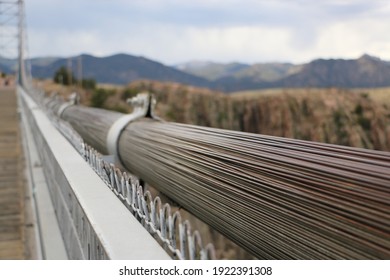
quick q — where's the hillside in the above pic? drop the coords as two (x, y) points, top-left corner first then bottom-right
(134, 82), (390, 151)
(0, 57), (14, 74)
(30, 56), (62, 67)
(177, 61), (301, 82)
(42, 79), (390, 152)
(176, 61), (249, 80)
(0, 63), (11, 74)
(180, 54), (390, 91)
(31, 54), (210, 87)
(276, 55), (390, 88)
(5, 53), (390, 91)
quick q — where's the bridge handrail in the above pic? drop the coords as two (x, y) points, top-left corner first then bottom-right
(21, 85), (216, 260)
(18, 86), (172, 259)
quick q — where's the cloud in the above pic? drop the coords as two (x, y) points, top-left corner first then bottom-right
(23, 0), (390, 64)
(28, 23), (293, 64)
(313, 17), (390, 60)
(28, 29), (101, 57)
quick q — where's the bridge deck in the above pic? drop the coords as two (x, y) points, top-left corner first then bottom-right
(0, 87), (26, 259)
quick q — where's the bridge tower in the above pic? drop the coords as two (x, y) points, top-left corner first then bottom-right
(0, 0), (29, 85)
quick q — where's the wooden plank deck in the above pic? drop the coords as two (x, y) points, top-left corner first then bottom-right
(0, 87), (26, 259)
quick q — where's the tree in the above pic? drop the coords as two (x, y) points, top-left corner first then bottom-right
(90, 88), (114, 108)
(81, 78), (96, 90)
(53, 66), (76, 85)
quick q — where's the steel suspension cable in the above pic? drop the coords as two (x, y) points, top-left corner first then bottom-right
(59, 104), (390, 259)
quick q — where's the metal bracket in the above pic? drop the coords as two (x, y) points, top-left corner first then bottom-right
(57, 92), (80, 118)
(106, 92), (156, 166)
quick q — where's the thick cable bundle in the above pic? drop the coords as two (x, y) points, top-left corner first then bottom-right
(119, 119), (390, 259)
(62, 106), (122, 154)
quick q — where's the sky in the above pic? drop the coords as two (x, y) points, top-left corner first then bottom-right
(24, 0), (390, 65)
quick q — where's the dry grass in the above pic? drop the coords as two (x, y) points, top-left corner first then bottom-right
(352, 87), (390, 105)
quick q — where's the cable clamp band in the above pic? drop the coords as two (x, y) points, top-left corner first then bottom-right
(57, 92), (80, 117)
(106, 92), (156, 165)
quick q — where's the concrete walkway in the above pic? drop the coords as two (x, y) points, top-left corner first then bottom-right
(0, 87), (26, 259)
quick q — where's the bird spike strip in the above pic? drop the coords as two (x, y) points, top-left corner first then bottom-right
(82, 143), (216, 260)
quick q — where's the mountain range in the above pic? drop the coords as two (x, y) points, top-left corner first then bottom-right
(1, 53), (390, 92)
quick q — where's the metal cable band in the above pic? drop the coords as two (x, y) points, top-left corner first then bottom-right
(106, 93), (154, 166)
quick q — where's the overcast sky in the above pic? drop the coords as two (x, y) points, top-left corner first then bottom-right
(25, 0), (390, 65)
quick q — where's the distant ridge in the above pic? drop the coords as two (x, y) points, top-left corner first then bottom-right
(175, 61), (249, 81)
(274, 54), (390, 88)
(0, 56), (14, 73)
(179, 54), (390, 91)
(0, 63), (11, 74)
(2, 53), (390, 91)
(31, 53), (210, 87)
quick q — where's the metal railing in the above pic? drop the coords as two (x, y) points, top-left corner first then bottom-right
(18, 86), (171, 259)
(19, 85), (216, 260)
